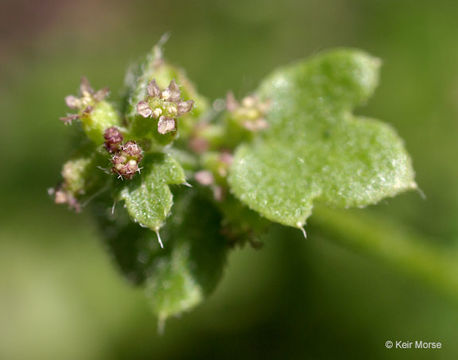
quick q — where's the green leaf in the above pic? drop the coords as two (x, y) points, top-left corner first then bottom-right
(94, 188), (228, 318)
(92, 195), (162, 285)
(217, 193), (271, 247)
(119, 153), (186, 231)
(146, 188), (228, 320)
(229, 49), (416, 228)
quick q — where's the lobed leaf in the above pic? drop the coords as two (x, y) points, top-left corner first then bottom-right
(119, 153), (186, 231)
(94, 188), (228, 318)
(229, 49), (416, 228)
(92, 196), (162, 285)
(146, 188), (228, 320)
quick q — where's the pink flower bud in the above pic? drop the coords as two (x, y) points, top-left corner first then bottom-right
(195, 170), (214, 186)
(104, 126), (124, 153)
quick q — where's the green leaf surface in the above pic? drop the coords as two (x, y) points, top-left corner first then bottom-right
(229, 49), (416, 228)
(92, 196), (163, 285)
(146, 188), (228, 320)
(119, 153), (186, 231)
(94, 188), (228, 318)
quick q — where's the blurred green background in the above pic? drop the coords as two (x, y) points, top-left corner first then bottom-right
(1, 0), (457, 359)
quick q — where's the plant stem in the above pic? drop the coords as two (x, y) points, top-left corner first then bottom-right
(311, 206), (458, 300)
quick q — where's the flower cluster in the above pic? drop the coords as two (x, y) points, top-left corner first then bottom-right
(104, 127), (143, 179)
(195, 150), (233, 201)
(48, 157), (93, 212)
(60, 77), (109, 124)
(136, 79), (194, 134)
(49, 186), (80, 212)
(226, 92), (270, 132)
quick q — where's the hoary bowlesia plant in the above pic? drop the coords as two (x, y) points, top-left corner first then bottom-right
(51, 41), (421, 324)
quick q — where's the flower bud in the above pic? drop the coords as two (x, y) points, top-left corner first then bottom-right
(49, 186), (81, 212)
(104, 126), (124, 153)
(195, 170), (214, 186)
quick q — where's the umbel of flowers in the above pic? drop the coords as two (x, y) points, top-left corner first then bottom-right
(136, 79), (194, 134)
(103, 126), (143, 180)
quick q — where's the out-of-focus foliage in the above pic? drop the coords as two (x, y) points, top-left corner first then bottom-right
(1, 0), (457, 359)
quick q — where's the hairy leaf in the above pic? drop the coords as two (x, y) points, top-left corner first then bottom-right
(146, 188), (228, 320)
(94, 188), (228, 318)
(92, 196), (162, 285)
(119, 153), (186, 231)
(229, 49), (416, 228)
